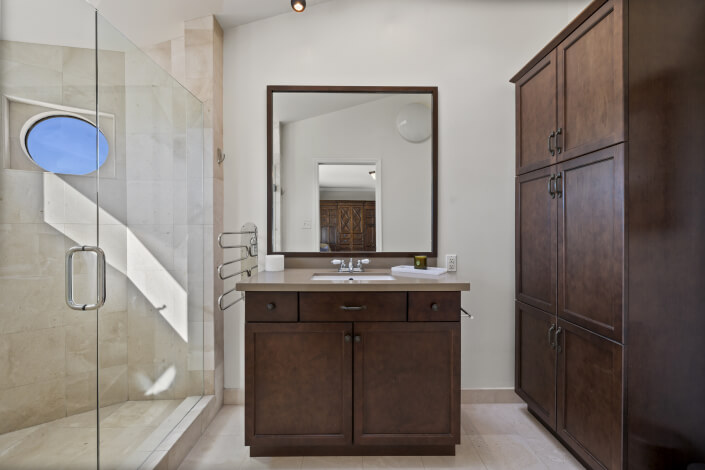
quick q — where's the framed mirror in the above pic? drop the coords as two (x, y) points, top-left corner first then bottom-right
(267, 85), (438, 257)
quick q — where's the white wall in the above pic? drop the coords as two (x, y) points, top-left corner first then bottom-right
(280, 94), (432, 252)
(223, 0), (589, 390)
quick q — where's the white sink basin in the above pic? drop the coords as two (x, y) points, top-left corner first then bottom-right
(311, 273), (396, 281)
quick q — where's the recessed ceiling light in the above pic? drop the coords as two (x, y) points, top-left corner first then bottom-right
(291, 0), (306, 12)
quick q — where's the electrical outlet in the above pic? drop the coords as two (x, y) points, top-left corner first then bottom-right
(446, 254), (457, 272)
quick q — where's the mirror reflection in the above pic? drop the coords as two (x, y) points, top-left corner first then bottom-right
(269, 88), (436, 255)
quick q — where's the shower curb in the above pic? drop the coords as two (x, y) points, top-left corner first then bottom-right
(136, 395), (217, 470)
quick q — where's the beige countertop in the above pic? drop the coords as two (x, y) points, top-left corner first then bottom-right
(235, 268), (470, 292)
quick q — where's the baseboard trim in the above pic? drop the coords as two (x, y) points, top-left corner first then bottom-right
(224, 388), (245, 405)
(461, 389), (522, 404)
(224, 388), (521, 406)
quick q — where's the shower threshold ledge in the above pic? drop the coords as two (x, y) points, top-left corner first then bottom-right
(131, 395), (216, 470)
(0, 395), (216, 470)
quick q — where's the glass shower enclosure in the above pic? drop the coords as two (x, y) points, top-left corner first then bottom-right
(0, 0), (205, 468)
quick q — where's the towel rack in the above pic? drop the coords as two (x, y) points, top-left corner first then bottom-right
(217, 223), (258, 311)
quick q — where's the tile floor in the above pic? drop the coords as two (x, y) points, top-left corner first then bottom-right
(179, 404), (585, 469)
(0, 399), (182, 470)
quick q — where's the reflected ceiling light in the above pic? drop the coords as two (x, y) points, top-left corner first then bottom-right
(369, 170), (376, 180)
(396, 103), (432, 143)
(291, 0), (306, 12)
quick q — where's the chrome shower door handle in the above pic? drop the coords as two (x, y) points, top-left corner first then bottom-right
(65, 246), (106, 311)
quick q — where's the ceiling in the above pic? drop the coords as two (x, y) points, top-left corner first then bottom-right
(319, 164), (377, 190)
(274, 93), (391, 123)
(87, 0), (334, 46)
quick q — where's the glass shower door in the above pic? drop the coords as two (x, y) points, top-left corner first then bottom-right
(0, 0), (101, 468)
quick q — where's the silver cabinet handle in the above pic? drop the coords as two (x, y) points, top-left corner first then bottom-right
(556, 326), (563, 353)
(340, 305), (367, 311)
(548, 131), (556, 156)
(555, 128), (562, 155)
(65, 246), (106, 311)
(555, 172), (563, 199)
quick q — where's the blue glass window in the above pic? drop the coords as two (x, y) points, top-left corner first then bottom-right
(25, 116), (109, 175)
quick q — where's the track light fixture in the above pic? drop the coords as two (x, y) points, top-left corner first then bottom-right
(291, 0), (306, 12)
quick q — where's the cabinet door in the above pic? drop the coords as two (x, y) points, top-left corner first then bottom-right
(557, 145), (624, 342)
(516, 166), (557, 314)
(337, 202), (364, 251)
(245, 322), (352, 446)
(515, 302), (557, 430)
(557, 320), (622, 470)
(557, 0), (625, 161)
(353, 322), (460, 446)
(515, 49), (558, 175)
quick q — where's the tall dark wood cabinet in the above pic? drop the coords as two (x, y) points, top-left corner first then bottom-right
(511, 1), (705, 469)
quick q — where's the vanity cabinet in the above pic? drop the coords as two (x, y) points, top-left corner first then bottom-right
(514, 0), (624, 175)
(243, 289), (462, 456)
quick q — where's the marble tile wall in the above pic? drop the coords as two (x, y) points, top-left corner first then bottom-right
(143, 15), (224, 404)
(0, 40), (129, 434)
(122, 43), (205, 402)
(0, 35), (206, 435)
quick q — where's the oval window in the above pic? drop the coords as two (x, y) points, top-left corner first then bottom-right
(25, 115), (109, 175)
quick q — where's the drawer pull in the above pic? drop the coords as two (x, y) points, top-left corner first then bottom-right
(340, 305), (367, 311)
(431, 303), (439, 311)
(266, 303), (276, 311)
(354, 335), (362, 343)
(344, 334), (352, 343)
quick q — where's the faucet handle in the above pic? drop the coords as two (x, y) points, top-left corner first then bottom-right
(331, 259), (342, 265)
(359, 259), (370, 265)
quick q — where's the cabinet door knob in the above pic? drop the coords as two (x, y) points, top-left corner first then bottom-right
(344, 334), (352, 343)
(431, 303), (439, 311)
(266, 303), (276, 311)
(354, 335), (361, 343)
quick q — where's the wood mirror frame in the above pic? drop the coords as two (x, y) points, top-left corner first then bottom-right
(267, 85), (438, 257)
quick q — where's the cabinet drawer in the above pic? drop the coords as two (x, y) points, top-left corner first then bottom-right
(300, 292), (406, 322)
(245, 292), (298, 322)
(408, 292), (460, 322)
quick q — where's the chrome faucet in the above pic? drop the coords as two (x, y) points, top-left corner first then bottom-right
(331, 258), (370, 273)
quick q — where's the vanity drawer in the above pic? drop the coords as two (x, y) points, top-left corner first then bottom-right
(245, 292), (298, 322)
(408, 292), (461, 322)
(300, 292), (406, 322)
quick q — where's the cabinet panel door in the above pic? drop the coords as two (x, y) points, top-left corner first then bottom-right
(557, 320), (622, 470)
(353, 322), (460, 446)
(516, 166), (557, 314)
(557, 145), (624, 342)
(245, 322), (353, 446)
(515, 49), (558, 175)
(557, 0), (625, 161)
(515, 302), (556, 430)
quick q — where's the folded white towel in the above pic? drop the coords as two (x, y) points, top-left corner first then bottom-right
(391, 265), (447, 277)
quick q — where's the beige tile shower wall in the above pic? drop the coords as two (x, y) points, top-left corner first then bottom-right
(0, 41), (128, 434)
(123, 46), (205, 402)
(144, 15), (224, 404)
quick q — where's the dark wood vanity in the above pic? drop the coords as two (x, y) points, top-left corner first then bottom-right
(237, 270), (469, 456)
